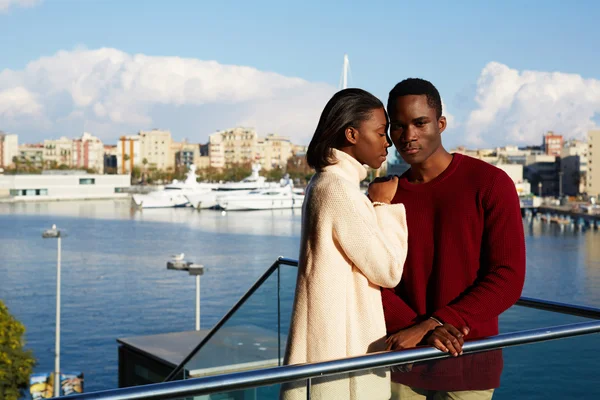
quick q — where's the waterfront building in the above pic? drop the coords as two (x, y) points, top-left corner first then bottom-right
(72, 132), (105, 173)
(588, 130), (600, 197)
(0, 172), (130, 200)
(543, 131), (564, 157)
(561, 139), (588, 196)
(257, 133), (293, 171)
(0, 131), (18, 168)
(18, 143), (44, 169)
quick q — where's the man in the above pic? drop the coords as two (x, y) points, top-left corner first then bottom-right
(382, 78), (526, 399)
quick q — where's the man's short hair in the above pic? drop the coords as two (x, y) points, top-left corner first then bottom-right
(387, 78), (442, 119)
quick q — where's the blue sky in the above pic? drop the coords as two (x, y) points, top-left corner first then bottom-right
(2, 0), (600, 148)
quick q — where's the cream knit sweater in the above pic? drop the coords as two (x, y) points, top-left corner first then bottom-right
(282, 149), (408, 400)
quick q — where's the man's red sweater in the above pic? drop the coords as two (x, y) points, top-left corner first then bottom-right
(382, 153), (526, 390)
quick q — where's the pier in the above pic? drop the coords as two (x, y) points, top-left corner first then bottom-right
(523, 204), (600, 230)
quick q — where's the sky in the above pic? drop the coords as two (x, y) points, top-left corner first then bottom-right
(2, 0), (600, 149)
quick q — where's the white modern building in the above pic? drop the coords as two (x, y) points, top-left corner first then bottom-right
(0, 172), (131, 201)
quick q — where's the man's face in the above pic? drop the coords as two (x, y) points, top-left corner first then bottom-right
(388, 94), (446, 165)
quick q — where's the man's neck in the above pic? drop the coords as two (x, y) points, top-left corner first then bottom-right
(408, 147), (453, 184)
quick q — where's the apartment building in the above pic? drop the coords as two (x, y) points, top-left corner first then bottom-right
(18, 144), (44, 169)
(72, 132), (105, 173)
(117, 135), (142, 174)
(139, 129), (174, 170)
(44, 136), (74, 168)
(0, 131), (18, 168)
(209, 127), (258, 169)
(544, 131), (564, 157)
(588, 130), (600, 196)
(257, 133), (293, 171)
(561, 139), (588, 196)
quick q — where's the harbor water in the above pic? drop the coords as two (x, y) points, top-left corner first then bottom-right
(0, 200), (599, 398)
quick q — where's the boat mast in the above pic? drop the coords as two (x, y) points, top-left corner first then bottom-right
(342, 54), (349, 89)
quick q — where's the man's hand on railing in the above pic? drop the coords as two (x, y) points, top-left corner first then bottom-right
(424, 324), (470, 357)
(385, 318), (441, 351)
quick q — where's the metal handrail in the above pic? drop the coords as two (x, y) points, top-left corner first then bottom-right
(57, 320), (600, 400)
(164, 257), (600, 382)
(517, 296), (600, 319)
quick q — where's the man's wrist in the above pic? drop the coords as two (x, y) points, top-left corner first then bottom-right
(420, 318), (441, 332)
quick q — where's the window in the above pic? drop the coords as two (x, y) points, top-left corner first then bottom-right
(79, 178), (95, 185)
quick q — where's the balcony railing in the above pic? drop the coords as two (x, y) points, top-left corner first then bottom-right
(59, 257), (600, 400)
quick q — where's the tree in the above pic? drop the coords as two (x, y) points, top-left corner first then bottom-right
(265, 166), (284, 182)
(286, 155), (314, 184)
(0, 300), (36, 400)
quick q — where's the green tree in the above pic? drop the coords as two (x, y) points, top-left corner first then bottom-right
(264, 167), (284, 182)
(286, 155), (314, 184)
(0, 300), (36, 400)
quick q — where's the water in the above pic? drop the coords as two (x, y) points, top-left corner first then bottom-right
(0, 201), (599, 398)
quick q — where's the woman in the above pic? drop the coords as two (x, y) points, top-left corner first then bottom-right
(282, 88), (409, 400)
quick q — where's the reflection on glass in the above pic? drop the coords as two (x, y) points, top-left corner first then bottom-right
(280, 367), (390, 400)
(497, 335), (598, 399)
(183, 268), (279, 379)
(182, 263), (299, 381)
(279, 264), (298, 361)
(170, 381), (295, 400)
(389, 351), (501, 399)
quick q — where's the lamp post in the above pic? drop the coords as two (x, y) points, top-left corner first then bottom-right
(559, 171), (564, 198)
(42, 224), (62, 397)
(538, 182), (543, 198)
(167, 254), (205, 331)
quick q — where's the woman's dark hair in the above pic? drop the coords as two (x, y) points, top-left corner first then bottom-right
(306, 88), (386, 171)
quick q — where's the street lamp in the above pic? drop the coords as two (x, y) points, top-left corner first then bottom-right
(559, 171), (564, 198)
(167, 254), (205, 331)
(538, 182), (543, 198)
(42, 224), (62, 398)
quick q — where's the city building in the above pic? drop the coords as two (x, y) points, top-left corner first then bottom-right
(139, 129), (174, 171)
(117, 135), (141, 174)
(209, 127), (258, 169)
(560, 139), (588, 196)
(104, 145), (118, 174)
(387, 151), (410, 176)
(170, 141), (200, 171)
(257, 133), (293, 171)
(525, 154), (560, 197)
(495, 163), (530, 196)
(543, 131), (564, 157)
(292, 144), (308, 157)
(0, 172), (130, 201)
(44, 136), (74, 168)
(72, 132), (105, 173)
(196, 143), (210, 169)
(17, 144), (44, 169)
(0, 131), (19, 169)
(588, 130), (600, 197)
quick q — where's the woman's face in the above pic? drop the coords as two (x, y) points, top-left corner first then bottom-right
(352, 107), (391, 169)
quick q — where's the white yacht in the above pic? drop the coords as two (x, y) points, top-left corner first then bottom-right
(217, 175), (305, 211)
(132, 165), (217, 209)
(184, 164), (278, 209)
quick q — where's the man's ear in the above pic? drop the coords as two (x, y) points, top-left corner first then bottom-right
(438, 116), (447, 135)
(345, 127), (358, 144)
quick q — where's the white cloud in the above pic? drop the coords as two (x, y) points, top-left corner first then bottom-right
(441, 99), (455, 128)
(465, 62), (600, 146)
(0, 86), (42, 117)
(0, 0), (42, 13)
(0, 47), (335, 143)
